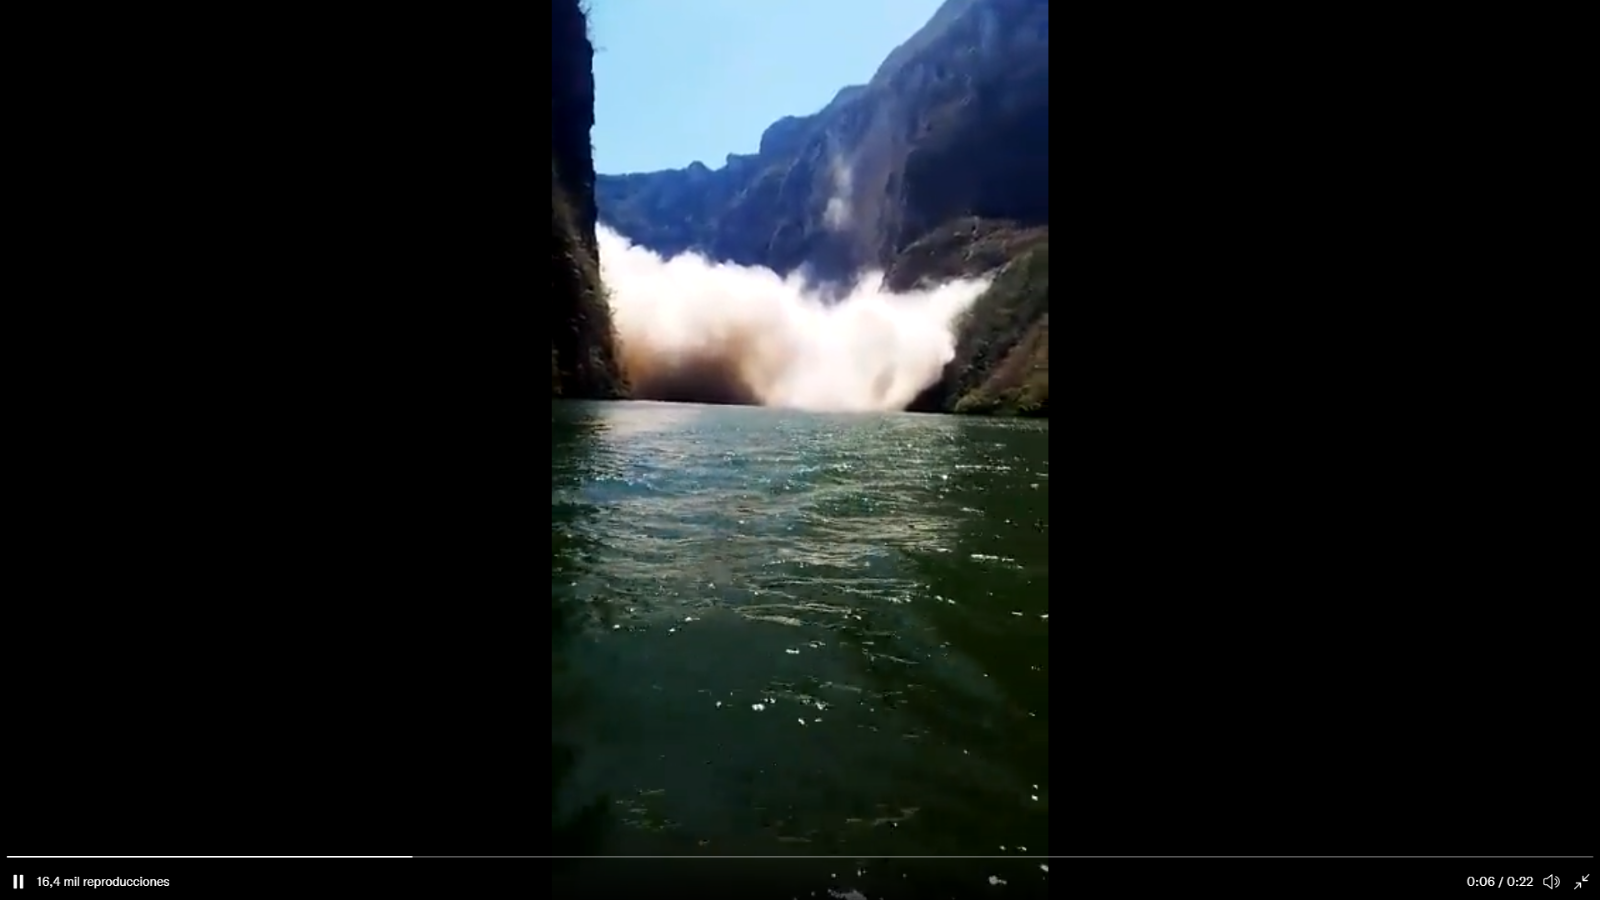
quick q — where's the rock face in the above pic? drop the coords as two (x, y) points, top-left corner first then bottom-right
(551, 0), (626, 399)
(599, 0), (1046, 282)
(596, 0), (1048, 414)
(904, 230), (1048, 416)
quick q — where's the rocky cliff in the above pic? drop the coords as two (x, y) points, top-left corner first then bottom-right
(892, 218), (1048, 416)
(551, 0), (626, 399)
(596, 0), (1048, 414)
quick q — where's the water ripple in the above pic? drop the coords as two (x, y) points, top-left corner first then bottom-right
(553, 400), (1049, 858)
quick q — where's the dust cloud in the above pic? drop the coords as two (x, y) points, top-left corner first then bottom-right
(597, 225), (991, 412)
(823, 155), (854, 232)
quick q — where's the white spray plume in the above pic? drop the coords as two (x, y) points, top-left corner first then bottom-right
(597, 224), (991, 412)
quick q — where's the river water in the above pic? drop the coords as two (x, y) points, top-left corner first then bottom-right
(552, 399), (1049, 879)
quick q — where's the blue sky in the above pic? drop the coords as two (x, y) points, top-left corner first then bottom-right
(588, 0), (947, 175)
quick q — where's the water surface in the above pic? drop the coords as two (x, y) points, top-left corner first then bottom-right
(552, 399), (1049, 872)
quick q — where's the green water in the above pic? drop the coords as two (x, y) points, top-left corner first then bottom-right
(552, 399), (1049, 862)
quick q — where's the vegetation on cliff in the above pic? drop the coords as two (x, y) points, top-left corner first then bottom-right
(946, 241), (1048, 416)
(552, 161), (626, 398)
(889, 217), (1047, 417)
(551, 0), (626, 399)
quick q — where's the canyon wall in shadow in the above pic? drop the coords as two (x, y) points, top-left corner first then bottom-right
(552, 0), (626, 399)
